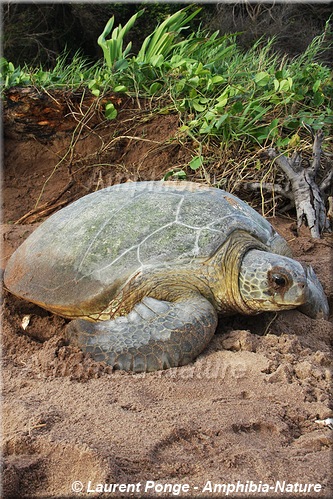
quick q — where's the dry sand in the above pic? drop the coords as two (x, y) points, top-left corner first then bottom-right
(2, 92), (332, 498)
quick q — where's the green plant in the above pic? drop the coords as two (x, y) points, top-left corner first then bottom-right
(0, 57), (31, 87)
(136, 6), (201, 65)
(97, 9), (144, 70)
(2, 9), (332, 155)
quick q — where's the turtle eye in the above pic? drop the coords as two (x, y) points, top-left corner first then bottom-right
(267, 269), (292, 296)
(272, 274), (287, 287)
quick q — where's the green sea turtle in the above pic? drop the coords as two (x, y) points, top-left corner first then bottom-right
(4, 181), (329, 372)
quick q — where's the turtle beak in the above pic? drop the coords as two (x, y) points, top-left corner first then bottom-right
(298, 265), (329, 320)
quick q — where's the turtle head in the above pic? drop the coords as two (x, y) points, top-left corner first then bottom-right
(239, 249), (329, 319)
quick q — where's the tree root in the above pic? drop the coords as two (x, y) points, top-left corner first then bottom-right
(14, 181), (75, 224)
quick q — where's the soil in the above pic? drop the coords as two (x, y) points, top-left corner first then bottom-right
(1, 90), (333, 498)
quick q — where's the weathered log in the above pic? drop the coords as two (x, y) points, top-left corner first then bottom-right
(3, 87), (128, 140)
(245, 129), (331, 238)
(266, 130), (330, 238)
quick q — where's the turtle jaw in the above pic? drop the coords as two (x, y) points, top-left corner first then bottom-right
(298, 265), (329, 320)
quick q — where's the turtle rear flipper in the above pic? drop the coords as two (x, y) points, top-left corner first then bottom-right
(66, 296), (218, 372)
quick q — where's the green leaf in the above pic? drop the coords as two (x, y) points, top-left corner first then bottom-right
(105, 102), (117, 120)
(215, 97), (228, 110)
(113, 85), (127, 93)
(254, 71), (270, 86)
(149, 82), (163, 94)
(163, 169), (187, 181)
(275, 70), (285, 80)
(313, 80), (321, 92)
(211, 75), (225, 84)
(175, 80), (185, 93)
(269, 118), (279, 132)
(215, 113), (229, 128)
(279, 78), (292, 92)
(288, 133), (301, 148)
(188, 75), (200, 87)
(313, 92), (324, 106)
(189, 88), (198, 99)
(173, 170), (187, 180)
(231, 101), (243, 113)
(276, 137), (291, 148)
(189, 155), (203, 170)
(114, 59), (128, 71)
(150, 54), (165, 68)
(199, 122), (214, 134)
(192, 100), (206, 112)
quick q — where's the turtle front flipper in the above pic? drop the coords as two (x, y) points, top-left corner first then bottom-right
(66, 295), (218, 372)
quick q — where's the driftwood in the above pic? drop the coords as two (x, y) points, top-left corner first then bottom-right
(247, 130), (332, 238)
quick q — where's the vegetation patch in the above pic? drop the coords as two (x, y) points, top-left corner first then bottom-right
(2, 7), (332, 218)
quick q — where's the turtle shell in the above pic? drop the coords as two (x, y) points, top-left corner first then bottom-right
(4, 181), (291, 317)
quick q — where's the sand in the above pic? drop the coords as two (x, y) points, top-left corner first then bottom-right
(2, 90), (332, 498)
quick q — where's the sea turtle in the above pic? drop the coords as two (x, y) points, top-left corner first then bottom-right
(4, 181), (329, 372)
